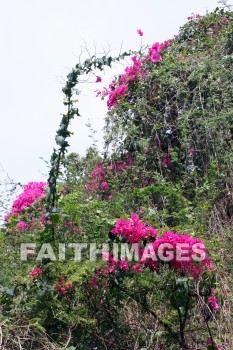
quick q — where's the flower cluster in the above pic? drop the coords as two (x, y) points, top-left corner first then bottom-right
(109, 215), (213, 277)
(85, 156), (133, 194)
(96, 54), (145, 110)
(16, 220), (28, 231)
(62, 220), (81, 235)
(221, 17), (229, 23)
(162, 153), (174, 170)
(109, 155), (133, 173)
(120, 55), (144, 84)
(148, 40), (171, 63)
(29, 267), (43, 278)
(107, 83), (128, 110)
(96, 34), (172, 110)
(208, 288), (220, 311)
(95, 75), (102, 83)
(111, 213), (158, 243)
(151, 232), (213, 277)
(85, 162), (107, 192)
(54, 278), (73, 296)
(137, 29), (143, 36)
(90, 256), (132, 288)
(90, 213), (214, 290)
(7, 182), (47, 219)
(107, 55), (145, 109)
(187, 14), (202, 21)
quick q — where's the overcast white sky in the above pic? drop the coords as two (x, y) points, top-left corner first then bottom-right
(0, 0), (220, 186)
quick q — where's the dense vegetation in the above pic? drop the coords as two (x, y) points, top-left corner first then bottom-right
(0, 7), (232, 350)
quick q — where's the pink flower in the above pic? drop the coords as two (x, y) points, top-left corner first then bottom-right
(120, 55), (144, 84)
(118, 259), (129, 271)
(107, 83), (128, 110)
(8, 182), (47, 217)
(132, 264), (143, 272)
(97, 54), (145, 109)
(187, 148), (195, 155)
(101, 181), (109, 192)
(221, 17), (229, 23)
(147, 40), (170, 64)
(96, 76), (102, 83)
(111, 213), (158, 243)
(29, 267), (43, 278)
(16, 221), (27, 231)
(90, 277), (97, 286)
(162, 153), (174, 170)
(102, 251), (112, 262)
(187, 14), (201, 21)
(85, 184), (92, 191)
(137, 29), (143, 36)
(148, 42), (162, 63)
(54, 279), (73, 296)
(208, 289), (220, 310)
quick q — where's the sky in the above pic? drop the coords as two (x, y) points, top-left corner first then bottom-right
(0, 0), (220, 187)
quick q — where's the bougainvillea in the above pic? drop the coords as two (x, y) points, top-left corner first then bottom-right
(208, 288), (220, 311)
(6, 182), (47, 218)
(148, 40), (171, 63)
(29, 267), (43, 278)
(97, 37), (171, 110)
(16, 220), (28, 231)
(1, 9), (232, 349)
(109, 214), (213, 277)
(54, 278), (73, 296)
(150, 231), (213, 277)
(85, 155), (133, 194)
(111, 213), (158, 243)
(137, 29), (143, 36)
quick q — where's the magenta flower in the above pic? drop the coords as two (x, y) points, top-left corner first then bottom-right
(187, 148), (195, 155)
(132, 264), (143, 272)
(208, 289), (220, 310)
(148, 41), (170, 64)
(221, 17), (229, 23)
(29, 267), (43, 278)
(101, 181), (108, 192)
(9, 182), (47, 217)
(118, 259), (129, 271)
(107, 83), (128, 110)
(137, 29), (143, 36)
(16, 221), (27, 231)
(162, 153), (174, 170)
(54, 278), (73, 296)
(111, 213), (158, 243)
(96, 76), (102, 83)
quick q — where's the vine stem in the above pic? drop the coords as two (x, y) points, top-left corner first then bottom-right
(205, 318), (215, 350)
